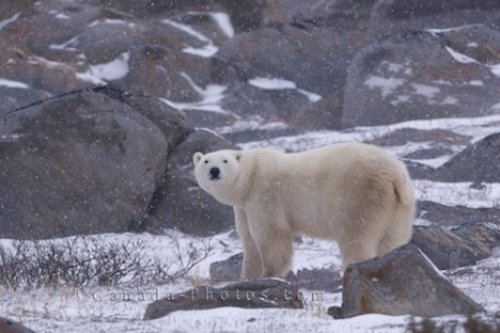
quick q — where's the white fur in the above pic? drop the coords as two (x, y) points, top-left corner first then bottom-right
(193, 143), (415, 279)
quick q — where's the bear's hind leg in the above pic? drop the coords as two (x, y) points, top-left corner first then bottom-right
(376, 219), (413, 256)
(338, 236), (379, 268)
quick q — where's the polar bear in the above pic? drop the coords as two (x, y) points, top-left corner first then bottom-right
(193, 143), (415, 279)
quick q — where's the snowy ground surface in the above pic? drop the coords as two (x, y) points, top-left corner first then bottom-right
(2, 114), (500, 332)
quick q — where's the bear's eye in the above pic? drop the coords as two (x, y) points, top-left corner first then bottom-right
(204, 160), (209, 164)
(223, 159), (228, 163)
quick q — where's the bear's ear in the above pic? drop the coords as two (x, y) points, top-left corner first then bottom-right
(193, 152), (203, 164)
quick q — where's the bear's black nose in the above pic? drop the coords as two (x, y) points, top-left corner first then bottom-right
(209, 167), (220, 179)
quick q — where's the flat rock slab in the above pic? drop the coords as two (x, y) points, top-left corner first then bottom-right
(143, 278), (304, 320)
(412, 225), (500, 270)
(209, 253), (342, 292)
(331, 243), (483, 318)
(0, 317), (36, 333)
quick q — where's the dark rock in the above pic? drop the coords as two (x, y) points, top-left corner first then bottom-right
(143, 278), (304, 320)
(91, 87), (192, 147)
(418, 201), (500, 227)
(404, 147), (454, 160)
(342, 28), (500, 127)
(86, 0), (266, 33)
(444, 24), (500, 65)
(107, 34), (205, 102)
(0, 87), (49, 114)
(403, 160), (435, 180)
(0, 51), (89, 95)
(0, 317), (36, 333)
(433, 133), (500, 183)
(210, 252), (242, 283)
(283, 0), (376, 29)
(145, 129), (236, 236)
(215, 24), (369, 130)
(411, 225), (500, 270)
(453, 224), (500, 253)
(215, 25), (364, 94)
(0, 1), (34, 20)
(370, 0), (500, 38)
(369, 128), (471, 147)
(0, 89), (168, 239)
(295, 268), (342, 292)
(333, 243), (483, 318)
(210, 253), (342, 292)
(77, 18), (140, 64)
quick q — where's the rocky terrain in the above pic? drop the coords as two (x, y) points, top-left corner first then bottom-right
(1, 0), (500, 332)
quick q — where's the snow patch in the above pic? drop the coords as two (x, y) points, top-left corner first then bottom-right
(0, 12), (20, 31)
(241, 114), (500, 155)
(390, 95), (410, 106)
(216, 116), (288, 134)
(488, 64), (500, 77)
(76, 52), (130, 84)
(364, 76), (404, 98)
(249, 77), (296, 90)
(427, 24), (482, 35)
(88, 19), (136, 28)
(0, 78), (29, 89)
(49, 36), (79, 51)
(249, 77), (322, 102)
(55, 12), (70, 20)
(0, 134), (22, 142)
(411, 83), (440, 99)
(441, 96), (458, 105)
(468, 80), (484, 86)
(210, 12), (234, 38)
(445, 47), (480, 64)
(163, 19), (218, 58)
(160, 73), (229, 114)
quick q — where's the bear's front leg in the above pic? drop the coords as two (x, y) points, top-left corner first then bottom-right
(234, 207), (263, 279)
(246, 210), (293, 278)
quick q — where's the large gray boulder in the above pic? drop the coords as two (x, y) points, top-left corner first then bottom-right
(412, 225), (500, 270)
(433, 133), (500, 183)
(331, 243), (483, 318)
(342, 26), (500, 127)
(370, 0), (500, 38)
(0, 89), (169, 239)
(214, 22), (369, 130)
(417, 201), (500, 227)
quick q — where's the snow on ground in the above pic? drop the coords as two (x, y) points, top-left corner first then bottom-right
(415, 180), (500, 209)
(0, 230), (403, 333)
(2, 115), (500, 332)
(1, 228), (497, 332)
(248, 77), (322, 102)
(0, 78), (30, 89)
(240, 114), (500, 153)
(163, 18), (218, 58)
(0, 12), (20, 31)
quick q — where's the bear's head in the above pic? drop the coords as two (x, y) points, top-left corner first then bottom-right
(193, 150), (242, 205)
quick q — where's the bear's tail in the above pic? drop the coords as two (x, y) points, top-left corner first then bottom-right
(391, 169), (415, 210)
